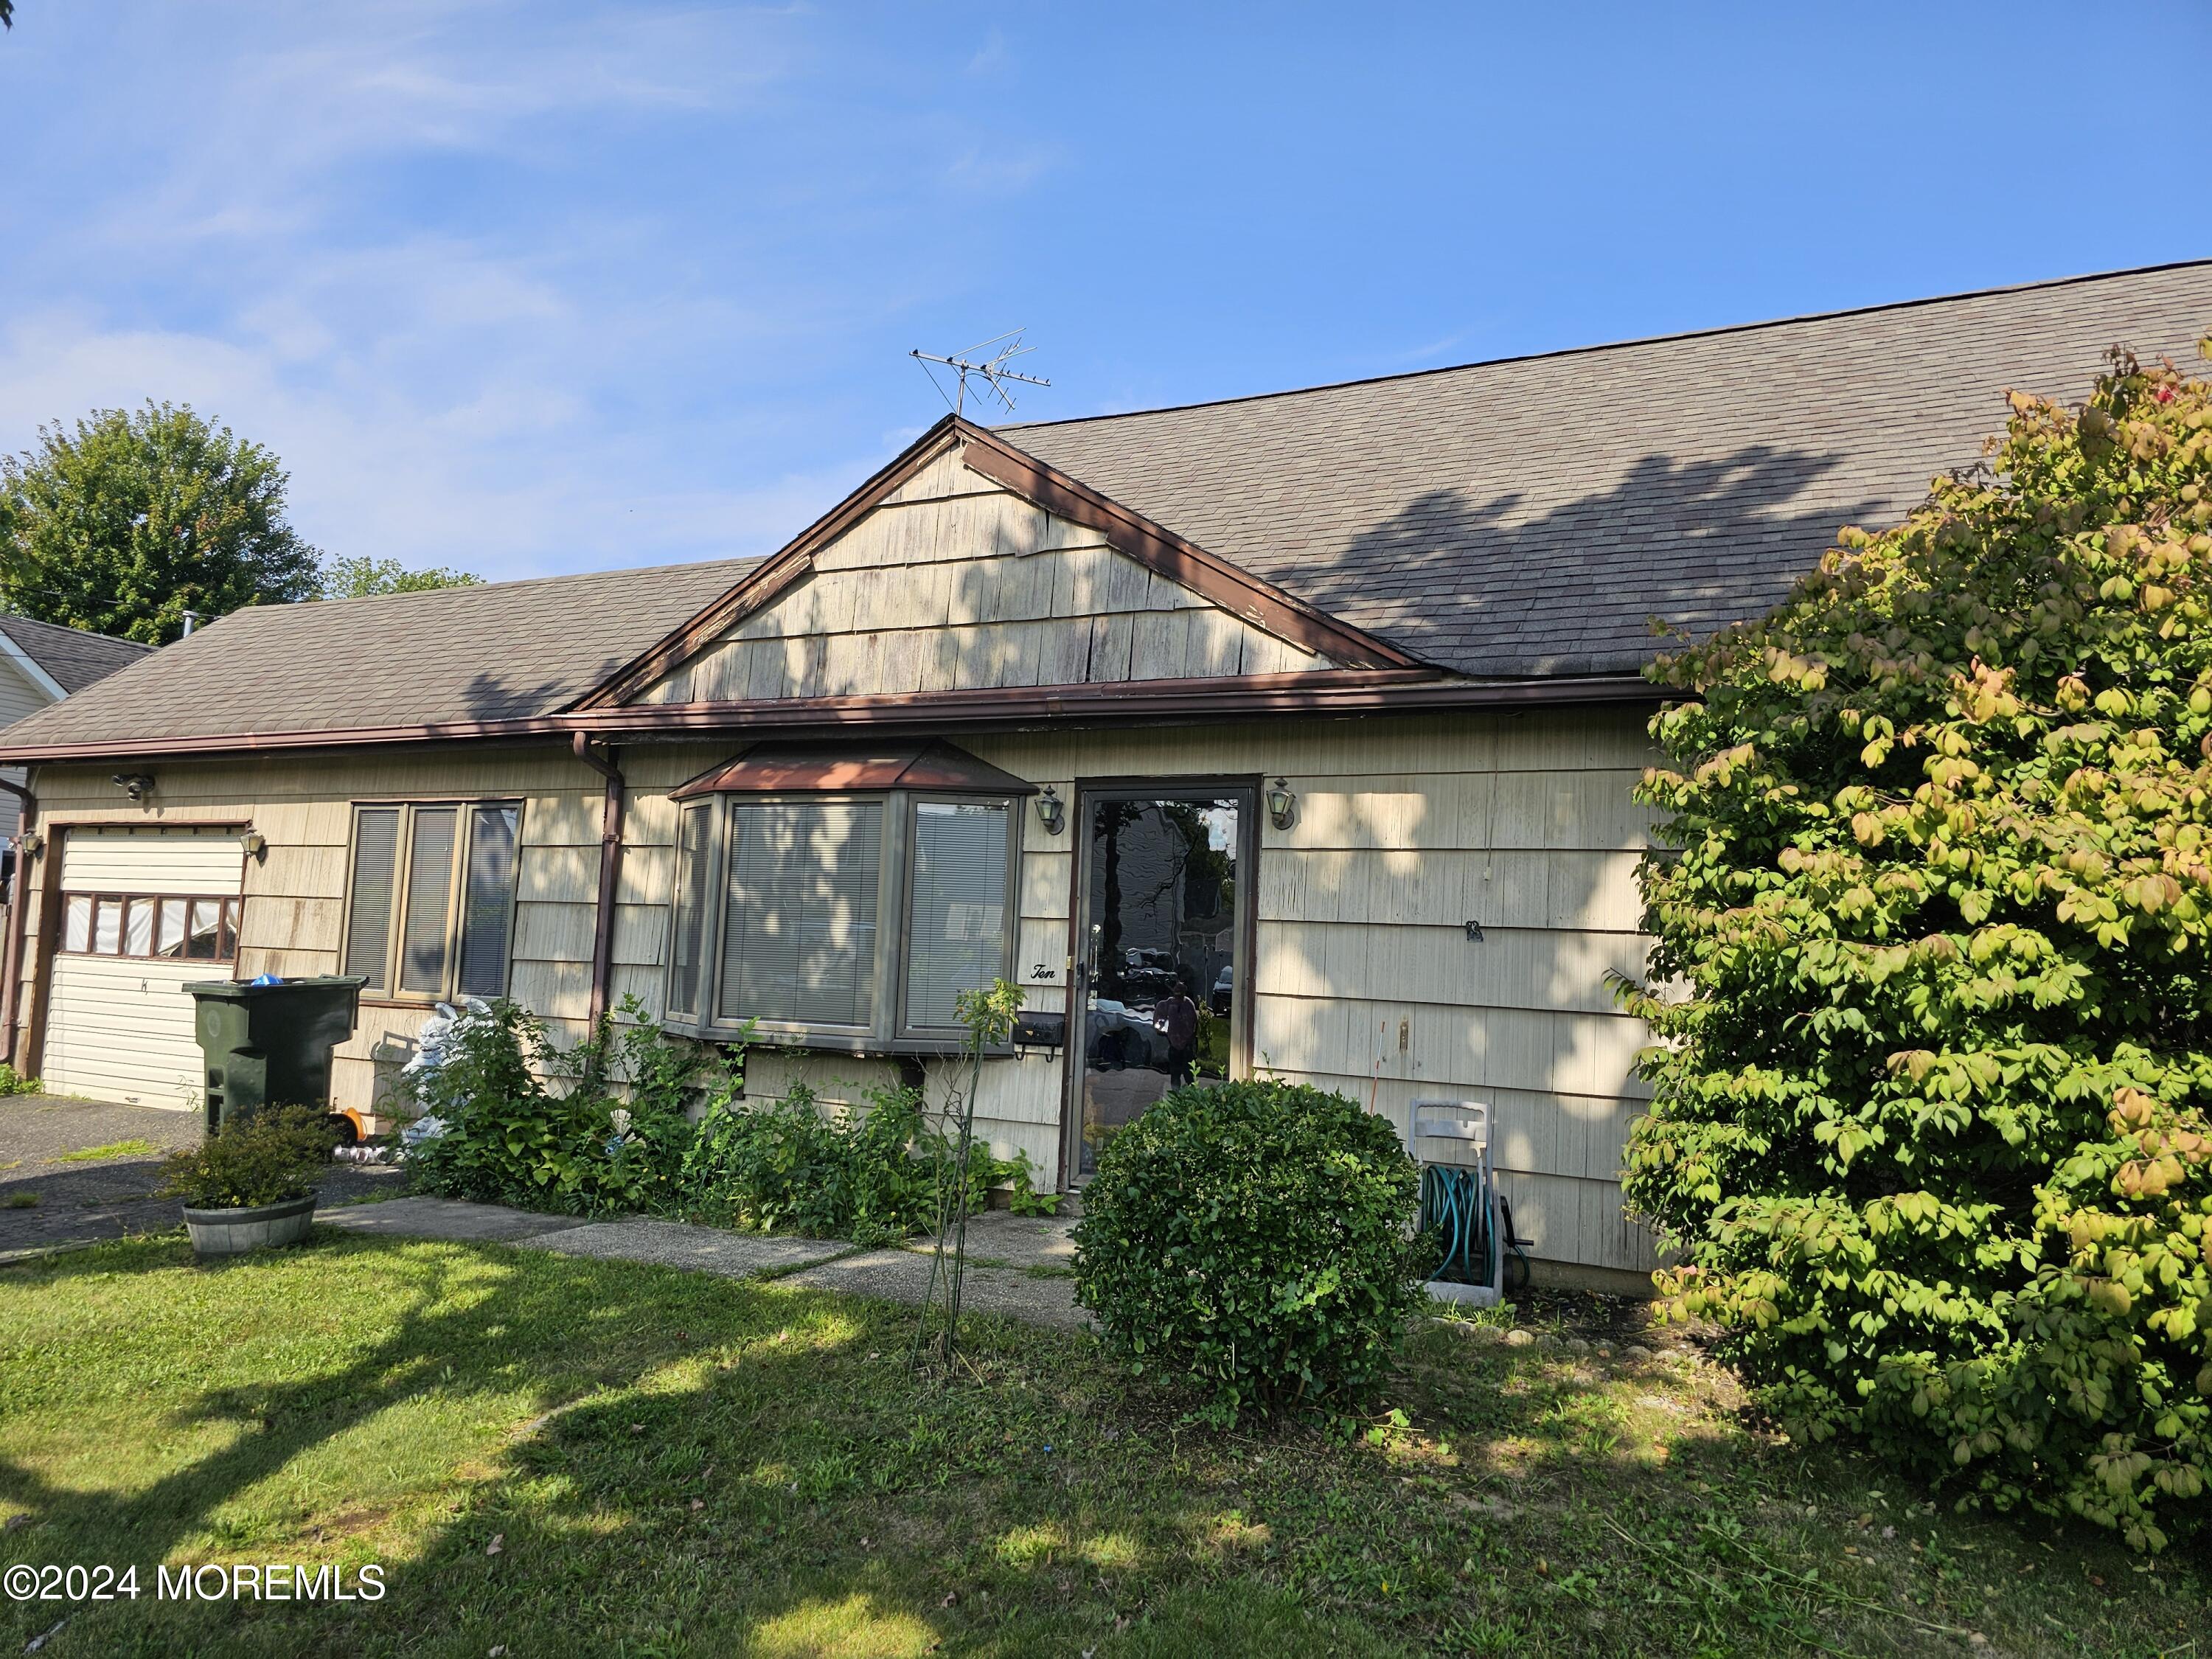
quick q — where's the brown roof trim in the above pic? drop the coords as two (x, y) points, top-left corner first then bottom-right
(0, 669), (1657, 765)
(671, 738), (1041, 799)
(954, 428), (1424, 670)
(574, 422), (967, 710)
(572, 414), (1425, 710)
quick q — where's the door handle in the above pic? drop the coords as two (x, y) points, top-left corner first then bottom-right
(1085, 922), (1102, 982)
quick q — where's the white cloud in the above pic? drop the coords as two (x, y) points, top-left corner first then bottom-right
(0, 1), (1063, 591)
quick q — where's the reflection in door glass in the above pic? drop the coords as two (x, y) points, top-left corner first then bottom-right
(1077, 796), (1240, 1178)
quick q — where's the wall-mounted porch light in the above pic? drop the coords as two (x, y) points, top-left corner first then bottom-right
(111, 772), (154, 803)
(1265, 777), (1298, 831)
(1033, 784), (1065, 836)
(240, 828), (268, 861)
(15, 830), (42, 858)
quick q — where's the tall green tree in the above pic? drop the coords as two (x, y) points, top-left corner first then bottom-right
(0, 403), (322, 644)
(317, 555), (484, 599)
(1623, 343), (2212, 1551)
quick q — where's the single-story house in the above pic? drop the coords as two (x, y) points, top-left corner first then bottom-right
(1, 262), (2207, 1290)
(0, 615), (153, 843)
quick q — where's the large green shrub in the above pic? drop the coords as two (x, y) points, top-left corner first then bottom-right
(406, 997), (715, 1215)
(1072, 1080), (1422, 1420)
(1624, 343), (2212, 1550)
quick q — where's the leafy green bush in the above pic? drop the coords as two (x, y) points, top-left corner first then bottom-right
(0, 1063), (42, 1097)
(159, 1105), (336, 1209)
(681, 1076), (1048, 1242)
(1623, 342), (2212, 1551)
(406, 997), (717, 1215)
(1072, 1079), (1422, 1420)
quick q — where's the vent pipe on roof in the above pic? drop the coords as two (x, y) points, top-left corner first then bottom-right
(179, 610), (204, 638)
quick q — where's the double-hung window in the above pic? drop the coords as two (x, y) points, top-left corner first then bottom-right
(342, 801), (522, 1001)
(662, 742), (1026, 1051)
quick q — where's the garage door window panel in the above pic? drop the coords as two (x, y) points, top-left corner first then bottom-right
(156, 897), (189, 958)
(56, 892), (237, 962)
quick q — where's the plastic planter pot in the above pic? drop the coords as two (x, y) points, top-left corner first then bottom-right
(181, 1194), (317, 1258)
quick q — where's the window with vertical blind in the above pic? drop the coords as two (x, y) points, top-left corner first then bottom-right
(658, 746), (1026, 1049)
(667, 803), (712, 1019)
(904, 800), (1009, 1030)
(342, 801), (523, 1001)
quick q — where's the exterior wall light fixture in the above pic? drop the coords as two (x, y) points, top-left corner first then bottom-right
(111, 772), (154, 803)
(1033, 784), (1065, 836)
(1266, 777), (1298, 830)
(240, 829), (268, 860)
(15, 830), (42, 858)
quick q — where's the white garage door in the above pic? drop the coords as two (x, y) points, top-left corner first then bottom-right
(43, 827), (246, 1110)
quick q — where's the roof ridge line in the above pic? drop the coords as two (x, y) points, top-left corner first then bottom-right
(998, 257), (2212, 432)
(0, 611), (156, 651)
(291, 554), (762, 613)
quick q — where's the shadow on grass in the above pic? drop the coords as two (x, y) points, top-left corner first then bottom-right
(0, 1234), (2202, 1658)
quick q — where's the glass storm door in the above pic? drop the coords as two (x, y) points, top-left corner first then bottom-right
(1067, 786), (1253, 1182)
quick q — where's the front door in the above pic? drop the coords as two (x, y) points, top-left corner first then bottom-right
(1065, 784), (1254, 1183)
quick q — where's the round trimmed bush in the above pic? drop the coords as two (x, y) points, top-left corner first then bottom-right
(1071, 1079), (1422, 1418)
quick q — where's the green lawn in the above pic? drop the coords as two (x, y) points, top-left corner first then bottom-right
(0, 1234), (2204, 1658)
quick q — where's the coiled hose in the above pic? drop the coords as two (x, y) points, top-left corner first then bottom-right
(1417, 1162), (1496, 1286)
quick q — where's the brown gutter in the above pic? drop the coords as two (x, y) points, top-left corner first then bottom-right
(0, 775), (30, 1068)
(0, 669), (1659, 765)
(571, 733), (625, 1030)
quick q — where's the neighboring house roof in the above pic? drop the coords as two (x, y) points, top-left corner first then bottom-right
(0, 614), (155, 698)
(0, 560), (757, 752)
(1001, 260), (2212, 677)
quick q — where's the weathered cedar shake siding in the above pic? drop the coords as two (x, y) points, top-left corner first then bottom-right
(14, 696), (1662, 1276)
(629, 448), (1340, 703)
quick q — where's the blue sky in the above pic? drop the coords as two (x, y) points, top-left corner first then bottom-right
(1, 2), (2205, 584)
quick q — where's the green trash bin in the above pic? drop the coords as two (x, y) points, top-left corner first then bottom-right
(185, 976), (369, 1134)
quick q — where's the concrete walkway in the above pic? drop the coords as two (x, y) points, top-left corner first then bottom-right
(320, 1197), (1087, 1330)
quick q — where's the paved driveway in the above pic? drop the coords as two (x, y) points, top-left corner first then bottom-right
(0, 1094), (401, 1258)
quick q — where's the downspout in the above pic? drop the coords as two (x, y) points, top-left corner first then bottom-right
(0, 774), (32, 1068)
(572, 733), (625, 1029)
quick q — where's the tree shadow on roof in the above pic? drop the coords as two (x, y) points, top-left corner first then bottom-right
(1282, 443), (1895, 677)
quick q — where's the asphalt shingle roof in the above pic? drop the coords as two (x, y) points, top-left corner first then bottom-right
(4, 263), (2209, 758)
(1001, 261), (2212, 677)
(0, 560), (756, 750)
(0, 614), (154, 695)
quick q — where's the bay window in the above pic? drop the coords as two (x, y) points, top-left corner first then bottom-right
(661, 742), (1028, 1051)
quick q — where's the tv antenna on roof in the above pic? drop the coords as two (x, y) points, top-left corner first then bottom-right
(911, 329), (1050, 418)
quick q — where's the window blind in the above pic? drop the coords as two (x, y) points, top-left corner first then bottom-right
(344, 809), (401, 988)
(669, 804), (712, 1017)
(904, 801), (1009, 1029)
(456, 804), (519, 997)
(399, 807), (457, 995)
(720, 799), (881, 1028)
